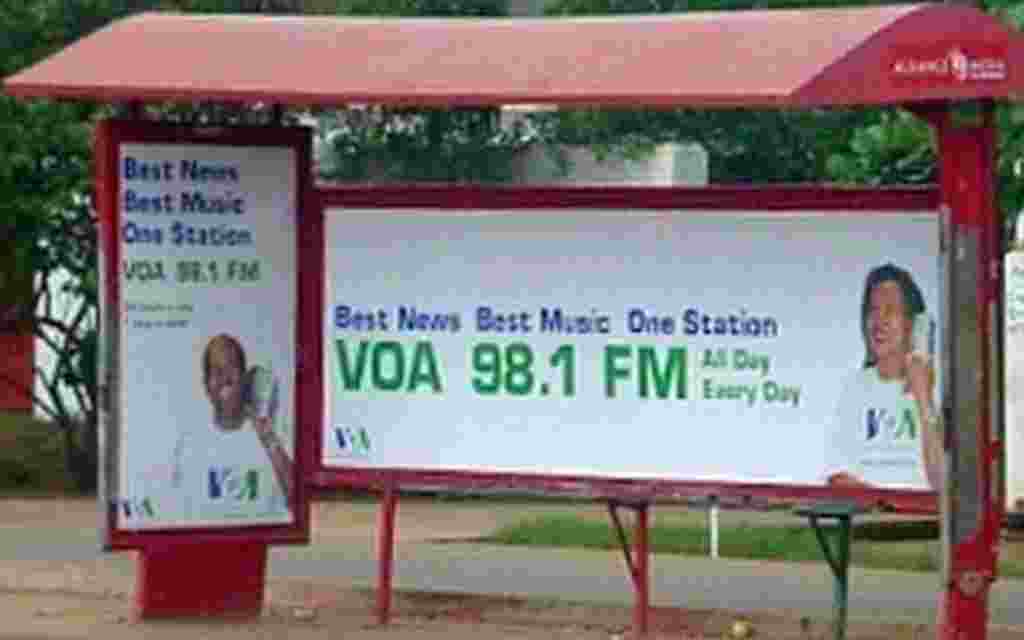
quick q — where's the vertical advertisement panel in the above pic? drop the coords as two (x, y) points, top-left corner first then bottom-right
(322, 208), (942, 494)
(101, 123), (307, 534)
(1005, 250), (1024, 515)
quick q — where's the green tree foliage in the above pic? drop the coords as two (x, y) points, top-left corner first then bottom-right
(826, 110), (937, 186)
(0, 1), (136, 492)
(825, 0), (1024, 244)
(538, 0), (1024, 223)
(315, 0), (531, 183)
(548, 106), (880, 183)
(1, 0), (312, 493)
(535, 0), (900, 183)
(316, 106), (531, 183)
(997, 103), (1024, 239)
(0, 0), (346, 493)
(1, 0), (523, 493)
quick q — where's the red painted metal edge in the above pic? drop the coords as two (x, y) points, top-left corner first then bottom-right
(306, 188), (327, 491)
(6, 5), (1024, 108)
(935, 105), (1000, 640)
(96, 119), (122, 551)
(317, 184), (939, 212)
(311, 183), (942, 515)
(135, 540), (267, 619)
(634, 505), (650, 637)
(312, 468), (937, 514)
(377, 481), (399, 626)
(98, 119), (313, 552)
(607, 502), (651, 636)
(293, 127), (316, 549)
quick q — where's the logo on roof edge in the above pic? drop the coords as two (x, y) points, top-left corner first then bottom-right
(891, 47), (1007, 83)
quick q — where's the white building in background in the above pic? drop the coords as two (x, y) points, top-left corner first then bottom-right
(505, 104), (709, 186)
(34, 268), (90, 419)
(510, 141), (709, 186)
(312, 105), (710, 188)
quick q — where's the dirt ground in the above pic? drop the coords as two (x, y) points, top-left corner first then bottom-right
(0, 498), (1016, 640)
(0, 583), (956, 640)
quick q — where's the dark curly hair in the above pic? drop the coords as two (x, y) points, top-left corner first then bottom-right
(860, 263), (926, 368)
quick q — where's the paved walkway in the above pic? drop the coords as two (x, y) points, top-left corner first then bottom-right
(0, 498), (1022, 632)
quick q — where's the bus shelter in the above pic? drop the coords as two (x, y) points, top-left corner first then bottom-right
(6, 4), (1024, 639)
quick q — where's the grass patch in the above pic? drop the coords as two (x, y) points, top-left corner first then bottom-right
(852, 519), (938, 541)
(0, 411), (75, 495)
(492, 515), (824, 562)
(487, 514), (947, 574)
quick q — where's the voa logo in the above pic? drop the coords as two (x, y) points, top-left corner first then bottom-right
(208, 467), (261, 501)
(334, 426), (371, 456)
(865, 407), (917, 442)
(117, 496), (156, 519)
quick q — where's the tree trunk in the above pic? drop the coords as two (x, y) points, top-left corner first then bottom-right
(62, 416), (98, 494)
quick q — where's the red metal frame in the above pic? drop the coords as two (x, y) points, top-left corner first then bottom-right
(929, 106), (1001, 640)
(6, 5), (1024, 109)
(314, 183), (939, 211)
(376, 482), (399, 625)
(95, 120), (315, 618)
(5, 5), (1013, 637)
(607, 501), (651, 636)
(633, 505), (650, 636)
(97, 120), (313, 550)
(311, 184), (942, 514)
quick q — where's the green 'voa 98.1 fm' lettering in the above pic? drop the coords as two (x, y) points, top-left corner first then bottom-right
(470, 343), (576, 397)
(335, 340), (444, 393)
(604, 345), (687, 399)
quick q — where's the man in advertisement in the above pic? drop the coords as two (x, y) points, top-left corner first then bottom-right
(165, 334), (293, 522)
(825, 263), (943, 491)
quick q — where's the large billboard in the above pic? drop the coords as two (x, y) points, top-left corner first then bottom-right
(321, 200), (942, 496)
(98, 122), (311, 541)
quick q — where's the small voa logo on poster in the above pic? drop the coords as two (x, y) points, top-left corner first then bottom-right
(865, 408), (917, 442)
(208, 467), (261, 501)
(334, 426), (372, 457)
(117, 496), (156, 518)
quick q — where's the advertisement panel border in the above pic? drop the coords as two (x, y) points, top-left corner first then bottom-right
(97, 120), (314, 550)
(314, 184), (941, 514)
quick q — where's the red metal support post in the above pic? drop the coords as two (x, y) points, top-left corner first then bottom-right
(135, 540), (268, 618)
(377, 481), (399, 625)
(633, 504), (650, 637)
(607, 501), (651, 637)
(928, 101), (1002, 640)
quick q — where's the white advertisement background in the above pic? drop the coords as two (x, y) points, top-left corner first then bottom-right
(323, 209), (940, 488)
(118, 143), (296, 529)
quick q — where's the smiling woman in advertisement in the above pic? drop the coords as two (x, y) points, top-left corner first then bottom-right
(825, 263), (943, 491)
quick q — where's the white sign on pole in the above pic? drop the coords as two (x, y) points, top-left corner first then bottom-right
(114, 142), (298, 530)
(322, 209), (942, 492)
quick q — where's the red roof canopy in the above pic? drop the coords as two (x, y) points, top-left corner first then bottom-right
(5, 3), (1024, 108)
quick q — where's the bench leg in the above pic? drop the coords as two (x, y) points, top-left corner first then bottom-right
(807, 514), (852, 640)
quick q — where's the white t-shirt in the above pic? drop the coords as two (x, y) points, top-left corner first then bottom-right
(168, 420), (291, 525)
(825, 366), (928, 489)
